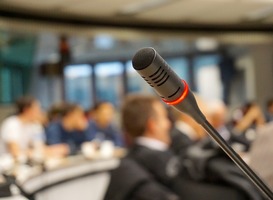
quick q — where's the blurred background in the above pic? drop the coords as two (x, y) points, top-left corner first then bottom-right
(0, 1), (273, 199)
(0, 0), (272, 114)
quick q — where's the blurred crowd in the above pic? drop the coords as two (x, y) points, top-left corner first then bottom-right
(0, 94), (273, 199)
(0, 96), (124, 165)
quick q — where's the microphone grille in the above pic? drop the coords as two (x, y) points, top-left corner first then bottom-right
(132, 47), (156, 70)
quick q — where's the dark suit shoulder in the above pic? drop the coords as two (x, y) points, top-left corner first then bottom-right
(128, 144), (182, 185)
(104, 158), (180, 200)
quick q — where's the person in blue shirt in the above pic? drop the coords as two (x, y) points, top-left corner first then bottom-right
(45, 103), (89, 156)
(86, 101), (124, 147)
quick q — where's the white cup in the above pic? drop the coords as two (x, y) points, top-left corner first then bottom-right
(100, 141), (114, 159)
(81, 142), (96, 159)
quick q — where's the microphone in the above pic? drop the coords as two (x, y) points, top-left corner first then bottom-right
(132, 47), (273, 200)
(132, 47), (205, 124)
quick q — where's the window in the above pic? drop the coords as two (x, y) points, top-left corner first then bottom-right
(95, 62), (123, 106)
(193, 55), (222, 100)
(166, 58), (190, 83)
(64, 64), (93, 109)
(126, 61), (153, 94)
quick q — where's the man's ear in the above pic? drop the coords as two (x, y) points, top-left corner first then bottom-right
(146, 117), (156, 136)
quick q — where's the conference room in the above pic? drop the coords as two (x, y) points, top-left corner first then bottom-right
(0, 0), (273, 199)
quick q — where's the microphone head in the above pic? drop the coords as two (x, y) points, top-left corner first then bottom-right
(132, 47), (206, 124)
(132, 47), (156, 70)
(132, 47), (183, 100)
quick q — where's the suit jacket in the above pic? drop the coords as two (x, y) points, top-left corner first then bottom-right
(128, 140), (262, 200)
(104, 158), (180, 200)
(128, 143), (183, 187)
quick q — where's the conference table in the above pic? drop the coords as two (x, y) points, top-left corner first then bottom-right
(1, 148), (124, 200)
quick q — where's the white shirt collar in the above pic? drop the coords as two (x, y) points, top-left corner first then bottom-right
(136, 137), (168, 151)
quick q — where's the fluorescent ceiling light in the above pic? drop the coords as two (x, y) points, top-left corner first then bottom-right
(245, 6), (273, 21)
(246, 0), (273, 2)
(195, 38), (218, 51)
(119, 0), (172, 15)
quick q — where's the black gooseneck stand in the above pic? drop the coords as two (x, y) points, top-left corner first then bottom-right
(132, 47), (273, 199)
(201, 119), (273, 200)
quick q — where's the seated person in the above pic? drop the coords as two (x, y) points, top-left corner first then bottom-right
(229, 102), (266, 151)
(0, 96), (46, 162)
(87, 101), (124, 147)
(119, 94), (262, 200)
(206, 100), (250, 152)
(231, 102), (265, 134)
(121, 95), (182, 186)
(105, 94), (181, 200)
(47, 102), (67, 123)
(45, 103), (89, 155)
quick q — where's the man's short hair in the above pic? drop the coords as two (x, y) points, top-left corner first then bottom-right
(121, 94), (159, 138)
(16, 96), (37, 114)
(92, 101), (112, 111)
(61, 103), (81, 117)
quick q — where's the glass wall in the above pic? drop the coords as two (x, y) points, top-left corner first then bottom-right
(193, 54), (222, 101)
(0, 30), (229, 108)
(166, 58), (190, 83)
(125, 60), (153, 94)
(62, 54), (227, 109)
(95, 62), (124, 107)
(64, 64), (93, 109)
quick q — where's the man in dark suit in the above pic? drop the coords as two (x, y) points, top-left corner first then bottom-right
(105, 94), (260, 200)
(122, 95), (183, 187)
(104, 95), (181, 200)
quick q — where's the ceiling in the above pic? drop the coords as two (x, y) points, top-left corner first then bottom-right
(0, 0), (273, 49)
(0, 0), (273, 32)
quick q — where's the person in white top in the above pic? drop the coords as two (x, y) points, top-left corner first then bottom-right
(0, 96), (45, 161)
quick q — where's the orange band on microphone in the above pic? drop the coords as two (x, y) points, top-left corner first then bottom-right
(162, 80), (189, 105)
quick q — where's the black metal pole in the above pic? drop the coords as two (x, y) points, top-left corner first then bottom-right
(201, 120), (273, 200)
